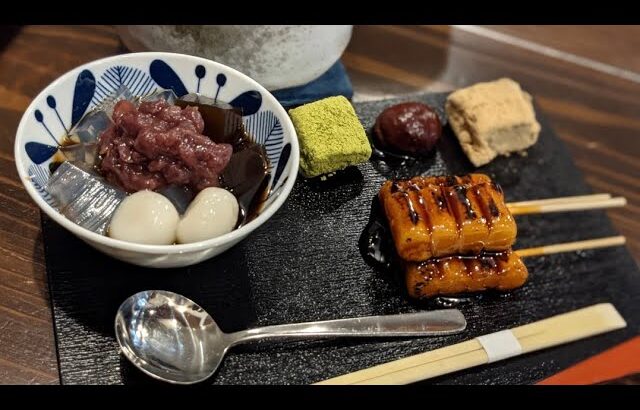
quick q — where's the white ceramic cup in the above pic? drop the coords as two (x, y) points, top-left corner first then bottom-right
(117, 25), (353, 91)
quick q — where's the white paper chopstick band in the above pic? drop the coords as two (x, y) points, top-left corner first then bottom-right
(476, 330), (522, 363)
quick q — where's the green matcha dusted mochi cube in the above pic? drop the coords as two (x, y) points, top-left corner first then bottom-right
(289, 96), (372, 178)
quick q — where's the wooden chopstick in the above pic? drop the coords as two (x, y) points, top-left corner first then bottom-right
(314, 303), (626, 385)
(507, 197), (626, 216)
(507, 193), (611, 208)
(515, 235), (626, 258)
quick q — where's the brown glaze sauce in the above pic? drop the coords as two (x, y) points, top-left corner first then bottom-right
(452, 185), (476, 219)
(488, 197), (500, 217)
(403, 192), (420, 224)
(414, 250), (511, 275)
(390, 174), (494, 227)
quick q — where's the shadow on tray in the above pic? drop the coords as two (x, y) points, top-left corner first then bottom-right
(42, 214), (258, 340)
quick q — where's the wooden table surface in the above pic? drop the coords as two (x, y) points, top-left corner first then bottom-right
(0, 25), (638, 384)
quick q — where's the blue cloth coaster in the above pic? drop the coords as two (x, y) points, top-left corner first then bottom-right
(271, 60), (353, 108)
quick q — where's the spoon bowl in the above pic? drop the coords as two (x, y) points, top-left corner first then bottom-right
(115, 290), (228, 384)
(115, 290), (467, 384)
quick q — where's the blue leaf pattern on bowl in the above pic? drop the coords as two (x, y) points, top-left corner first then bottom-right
(72, 70), (96, 127)
(28, 164), (57, 207)
(92, 66), (158, 106)
(25, 142), (58, 165)
(271, 143), (291, 194)
(149, 60), (188, 97)
(243, 110), (283, 171)
(230, 90), (262, 116)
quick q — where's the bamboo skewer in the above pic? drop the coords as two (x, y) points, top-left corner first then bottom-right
(315, 303), (627, 385)
(507, 193), (612, 208)
(507, 196), (626, 216)
(515, 235), (626, 258)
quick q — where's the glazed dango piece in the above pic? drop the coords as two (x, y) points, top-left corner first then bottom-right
(176, 187), (240, 244)
(405, 251), (529, 299)
(109, 190), (180, 245)
(378, 174), (517, 261)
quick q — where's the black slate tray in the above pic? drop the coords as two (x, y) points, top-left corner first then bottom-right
(42, 93), (640, 385)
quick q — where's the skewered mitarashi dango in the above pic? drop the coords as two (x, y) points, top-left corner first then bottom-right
(378, 174), (516, 262)
(376, 174), (627, 299)
(404, 250), (528, 299)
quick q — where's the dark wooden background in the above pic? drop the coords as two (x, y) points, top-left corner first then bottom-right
(0, 25), (638, 384)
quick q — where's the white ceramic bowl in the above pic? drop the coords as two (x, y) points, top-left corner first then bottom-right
(15, 52), (299, 268)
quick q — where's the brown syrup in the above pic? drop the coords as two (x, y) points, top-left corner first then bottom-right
(391, 175), (486, 225)
(179, 93), (270, 225)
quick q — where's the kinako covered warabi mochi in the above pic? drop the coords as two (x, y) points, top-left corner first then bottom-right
(445, 78), (541, 167)
(288, 96), (372, 178)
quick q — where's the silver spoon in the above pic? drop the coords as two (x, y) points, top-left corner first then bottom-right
(115, 290), (467, 384)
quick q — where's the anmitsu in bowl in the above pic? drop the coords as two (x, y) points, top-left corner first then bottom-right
(14, 52), (299, 268)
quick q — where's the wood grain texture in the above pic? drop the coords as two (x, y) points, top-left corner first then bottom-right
(484, 25), (640, 74)
(0, 24), (638, 384)
(0, 25), (122, 385)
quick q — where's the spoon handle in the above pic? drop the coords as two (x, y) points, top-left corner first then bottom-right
(227, 309), (466, 345)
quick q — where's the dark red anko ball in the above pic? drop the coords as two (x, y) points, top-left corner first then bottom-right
(374, 102), (442, 155)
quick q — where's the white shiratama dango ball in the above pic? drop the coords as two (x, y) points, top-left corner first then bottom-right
(176, 187), (239, 244)
(109, 190), (180, 245)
